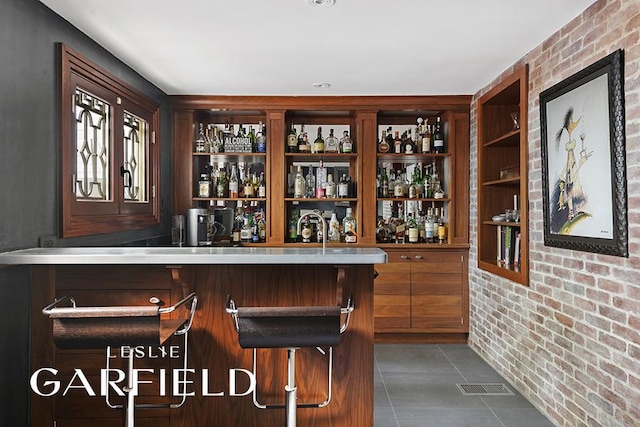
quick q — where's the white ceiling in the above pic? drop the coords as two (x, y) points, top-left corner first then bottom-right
(39, 0), (596, 96)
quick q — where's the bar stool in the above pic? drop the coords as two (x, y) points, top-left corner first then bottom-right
(226, 295), (354, 427)
(42, 292), (198, 427)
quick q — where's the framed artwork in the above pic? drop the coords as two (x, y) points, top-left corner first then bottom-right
(539, 49), (628, 257)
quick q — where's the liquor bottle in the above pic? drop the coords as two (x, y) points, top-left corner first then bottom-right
(257, 209), (267, 242)
(195, 123), (207, 152)
(431, 162), (444, 199)
(229, 164), (239, 198)
(407, 213), (419, 243)
(338, 174), (349, 198)
(210, 125), (223, 153)
(432, 207), (440, 240)
(328, 211), (341, 243)
(425, 208), (434, 243)
(247, 126), (256, 152)
(298, 125), (311, 153)
(394, 131), (402, 154)
(433, 116), (444, 153)
(240, 216), (252, 242)
(256, 121), (267, 153)
(418, 211), (426, 243)
(380, 168), (389, 198)
(257, 172), (266, 198)
(250, 211), (260, 243)
(287, 165), (296, 196)
(287, 124), (298, 153)
(340, 130), (353, 153)
(243, 172), (255, 198)
(393, 170), (404, 198)
(232, 202), (244, 243)
(343, 208), (357, 243)
(408, 178), (418, 199)
(301, 215), (313, 243)
(378, 129), (390, 153)
(313, 126), (325, 153)
(198, 173), (211, 198)
(325, 173), (336, 198)
(325, 128), (339, 153)
(395, 214), (405, 243)
(438, 210), (447, 243)
(305, 166), (316, 198)
(216, 168), (228, 198)
(404, 129), (414, 154)
(288, 208), (299, 242)
(412, 167), (424, 198)
(293, 165), (305, 198)
(422, 119), (431, 153)
(316, 160), (327, 198)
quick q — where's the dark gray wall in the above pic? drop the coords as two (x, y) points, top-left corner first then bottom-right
(0, 0), (172, 424)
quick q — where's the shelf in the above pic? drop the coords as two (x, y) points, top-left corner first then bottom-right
(377, 197), (451, 202)
(482, 177), (520, 186)
(377, 153), (450, 162)
(483, 129), (520, 148)
(482, 221), (521, 227)
(476, 64), (528, 286)
(285, 198), (357, 202)
(285, 152), (356, 157)
(193, 197), (266, 202)
(192, 152), (266, 160)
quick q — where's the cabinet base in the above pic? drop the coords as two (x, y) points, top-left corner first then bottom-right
(374, 332), (468, 344)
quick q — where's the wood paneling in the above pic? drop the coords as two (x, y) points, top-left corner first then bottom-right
(31, 263), (374, 427)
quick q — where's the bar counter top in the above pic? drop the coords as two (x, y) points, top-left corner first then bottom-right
(0, 246), (387, 265)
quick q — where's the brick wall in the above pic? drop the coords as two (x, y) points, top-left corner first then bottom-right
(468, 0), (640, 426)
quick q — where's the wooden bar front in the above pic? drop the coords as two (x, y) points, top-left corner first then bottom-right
(30, 263), (374, 426)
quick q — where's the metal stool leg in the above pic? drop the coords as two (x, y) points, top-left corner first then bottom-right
(124, 349), (135, 427)
(285, 348), (297, 427)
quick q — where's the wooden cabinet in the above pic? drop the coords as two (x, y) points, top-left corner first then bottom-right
(170, 97), (471, 341)
(477, 65), (529, 285)
(374, 248), (469, 340)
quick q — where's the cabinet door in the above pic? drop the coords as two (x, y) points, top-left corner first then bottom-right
(374, 252), (411, 330)
(410, 250), (466, 330)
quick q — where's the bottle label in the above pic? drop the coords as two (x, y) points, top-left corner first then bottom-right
(287, 134), (297, 148)
(426, 226), (434, 239)
(394, 184), (403, 197)
(342, 142), (352, 153)
(338, 183), (349, 197)
(229, 182), (239, 197)
(434, 139), (444, 149)
(240, 228), (252, 241)
(302, 227), (312, 242)
(409, 227), (419, 243)
(232, 230), (240, 242)
(294, 181), (305, 198)
(422, 137), (430, 153)
(257, 139), (266, 152)
(198, 182), (211, 198)
(438, 225), (446, 241)
(258, 185), (266, 198)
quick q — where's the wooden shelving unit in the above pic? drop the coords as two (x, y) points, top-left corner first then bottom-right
(476, 65), (529, 285)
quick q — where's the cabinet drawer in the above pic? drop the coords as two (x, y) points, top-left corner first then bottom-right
(411, 251), (463, 274)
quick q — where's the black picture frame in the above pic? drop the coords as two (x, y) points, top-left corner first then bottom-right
(539, 49), (628, 257)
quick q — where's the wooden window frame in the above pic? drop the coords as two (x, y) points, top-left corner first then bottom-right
(60, 44), (160, 238)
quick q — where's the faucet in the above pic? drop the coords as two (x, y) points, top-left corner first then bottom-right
(297, 211), (327, 254)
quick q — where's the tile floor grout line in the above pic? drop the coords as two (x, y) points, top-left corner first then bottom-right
(374, 353), (401, 427)
(436, 344), (507, 427)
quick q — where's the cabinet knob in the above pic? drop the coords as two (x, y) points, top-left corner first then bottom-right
(414, 255), (423, 260)
(400, 255), (409, 260)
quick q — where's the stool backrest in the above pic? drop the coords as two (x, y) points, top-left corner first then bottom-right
(237, 306), (342, 349)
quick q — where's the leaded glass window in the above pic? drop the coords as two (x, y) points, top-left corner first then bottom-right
(75, 88), (111, 201)
(123, 111), (148, 203)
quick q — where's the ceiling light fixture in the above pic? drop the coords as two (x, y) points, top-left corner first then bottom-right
(307, 0), (336, 7)
(312, 82), (331, 88)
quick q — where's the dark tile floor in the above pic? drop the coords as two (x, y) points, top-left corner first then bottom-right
(374, 344), (555, 427)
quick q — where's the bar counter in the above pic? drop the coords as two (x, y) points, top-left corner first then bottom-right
(0, 246), (387, 265)
(3, 246), (385, 426)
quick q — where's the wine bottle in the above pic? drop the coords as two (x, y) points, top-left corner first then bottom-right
(256, 121), (267, 153)
(433, 116), (444, 153)
(325, 128), (339, 152)
(287, 124), (298, 153)
(313, 126), (325, 153)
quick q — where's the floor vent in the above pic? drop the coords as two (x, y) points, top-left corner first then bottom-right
(457, 383), (514, 396)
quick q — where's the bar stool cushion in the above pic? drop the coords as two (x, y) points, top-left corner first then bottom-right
(49, 306), (161, 349)
(236, 306), (342, 349)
